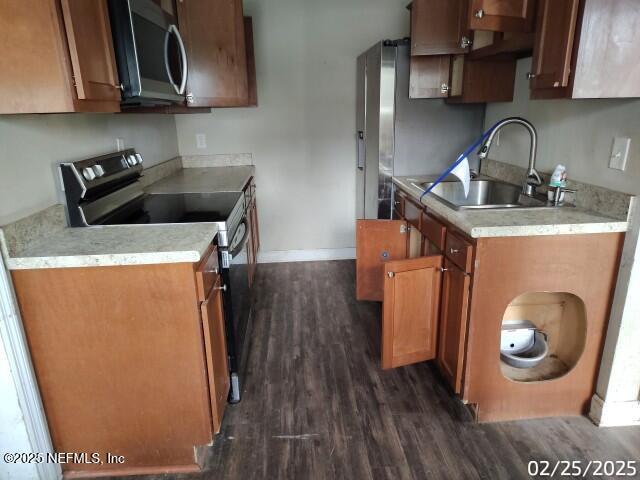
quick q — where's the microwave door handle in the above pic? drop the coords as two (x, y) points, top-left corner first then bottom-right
(164, 27), (179, 93)
(170, 24), (188, 95)
(164, 25), (188, 95)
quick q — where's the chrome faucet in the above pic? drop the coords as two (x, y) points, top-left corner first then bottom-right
(477, 117), (543, 197)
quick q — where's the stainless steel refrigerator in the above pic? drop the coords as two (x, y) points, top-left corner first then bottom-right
(356, 39), (485, 219)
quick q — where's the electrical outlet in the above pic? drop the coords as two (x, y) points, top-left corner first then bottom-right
(609, 137), (631, 171)
(196, 133), (207, 149)
(115, 138), (125, 151)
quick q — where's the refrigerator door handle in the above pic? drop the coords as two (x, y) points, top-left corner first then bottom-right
(356, 130), (365, 170)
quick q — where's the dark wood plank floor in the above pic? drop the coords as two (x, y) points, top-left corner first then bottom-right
(107, 261), (640, 480)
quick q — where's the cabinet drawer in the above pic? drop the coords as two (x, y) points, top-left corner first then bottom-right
(420, 212), (446, 251)
(445, 232), (473, 273)
(393, 190), (405, 218)
(196, 244), (219, 301)
(404, 198), (422, 230)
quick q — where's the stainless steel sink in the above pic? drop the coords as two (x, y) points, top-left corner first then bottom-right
(412, 179), (556, 210)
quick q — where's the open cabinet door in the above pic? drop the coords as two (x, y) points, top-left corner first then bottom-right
(356, 220), (408, 301)
(382, 256), (443, 369)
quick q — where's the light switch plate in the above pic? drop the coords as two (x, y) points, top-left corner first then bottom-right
(609, 137), (631, 171)
(196, 133), (207, 149)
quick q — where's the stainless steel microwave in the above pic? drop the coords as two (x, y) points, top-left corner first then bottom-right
(107, 0), (187, 105)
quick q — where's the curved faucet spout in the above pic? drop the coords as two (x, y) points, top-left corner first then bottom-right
(477, 117), (541, 197)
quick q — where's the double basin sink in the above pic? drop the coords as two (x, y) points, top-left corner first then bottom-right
(411, 177), (570, 211)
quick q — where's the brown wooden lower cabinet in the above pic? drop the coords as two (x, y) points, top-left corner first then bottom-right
(200, 275), (230, 434)
(382, 255), (442, 369)
(357, 219), (443, 369)
(355, 203), (624, 422)
(437, 259), (471, 394)
(11, 243), (228, 477)
(356, 220), (408, 302)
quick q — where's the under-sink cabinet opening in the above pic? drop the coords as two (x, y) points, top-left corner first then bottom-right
(500, 292), (587, 383)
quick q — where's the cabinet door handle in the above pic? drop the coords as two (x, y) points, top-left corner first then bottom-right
(527, 72), (537, 80)
(450, 248), (460, 255)
(214, 284), (227, 292)
(440, 83), (450, 95)
(387, 272), (395, 278)
(474, 9), (485, 19)
(439, 267), (449, 273)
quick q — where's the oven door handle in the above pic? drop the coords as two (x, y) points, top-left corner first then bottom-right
(229, 220), (250, 258)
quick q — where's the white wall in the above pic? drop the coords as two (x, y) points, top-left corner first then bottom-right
(176, 0), (412, 252)
(485, 58), (640, 195)
(0, 114), (178, 225)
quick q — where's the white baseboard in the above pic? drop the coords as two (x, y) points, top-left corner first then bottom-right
(258, 248), (355, 264)
(589, 394), (640, 427)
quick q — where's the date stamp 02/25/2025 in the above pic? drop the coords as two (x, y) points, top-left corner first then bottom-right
(528, 460), (638, 477)
(3, 451), (125, 466)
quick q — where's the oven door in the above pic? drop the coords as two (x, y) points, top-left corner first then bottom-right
(108, 0), (187, 104)
(221, 220), (252, 402)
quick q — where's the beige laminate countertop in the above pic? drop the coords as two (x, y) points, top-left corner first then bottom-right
(393, 176), (628, 238)
(146, 166), (255, 194)
(2, 166), (257, 270)
(2, 223), (219, 270)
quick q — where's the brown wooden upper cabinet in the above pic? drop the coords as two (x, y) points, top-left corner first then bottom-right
(528, 0), (579, 91)
(410, 0), (472, 55)
(244, 17), (259, 107)
(469, 0), (537, 32)
(530, 0), (640, 99)
(177, 0), (250, 107)
(447, 55), (517, 103)
(0, 0), (121, 114)
(410, 54), (516, 102)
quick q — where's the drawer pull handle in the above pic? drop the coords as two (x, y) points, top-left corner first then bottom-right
(450, 248), (460, 254)
(440, 267), (449, 273)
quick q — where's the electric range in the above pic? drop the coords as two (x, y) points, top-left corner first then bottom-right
(59, 149), (244, 247)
